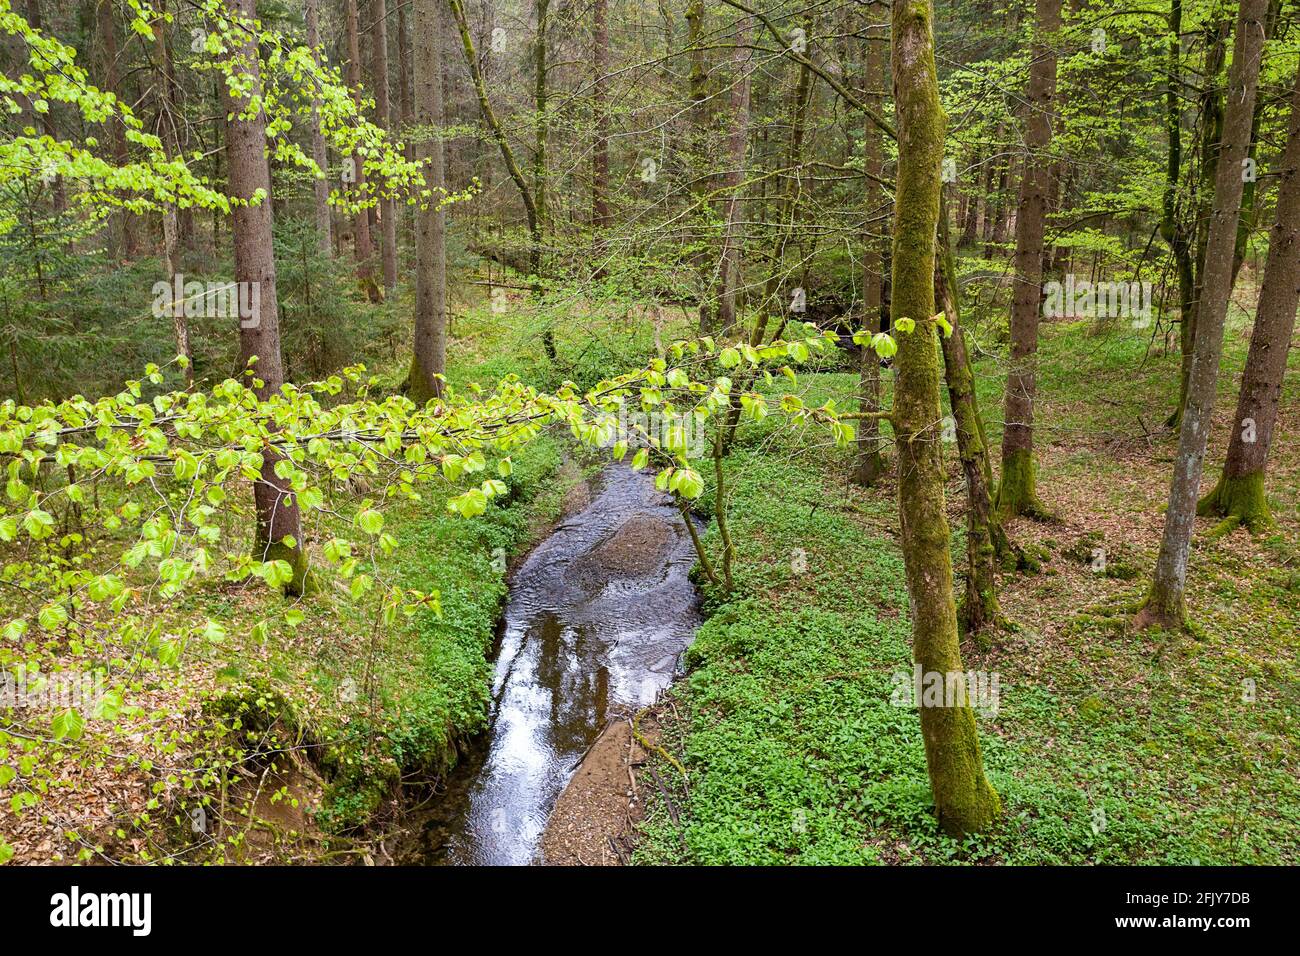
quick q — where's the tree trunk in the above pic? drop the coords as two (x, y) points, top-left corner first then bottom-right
(408, 0), (449, 402)
(592, 0), (611, 230)
(346, 0), (380, 301)
(96, 0), (140, 260)
(996, 0), (1060, 520)
(1171, 18), (1230, 429)
(854, 15), (887, 486)
(372, 0), (400, 293)
(222, 0), (308, 596)
(1161, 0), (1195, 414)
(937, 195), (1005, 637)
(533, 0), (550, 233)
(715, 15), (752, 335)
(1137, 0), (1268, 631)
(890, 0), (999, 837)
(1198, 53), (1300, 534)
(151, 0), (192, 387)
(686, 0), (714, 333)
(305, 0), (334, 255)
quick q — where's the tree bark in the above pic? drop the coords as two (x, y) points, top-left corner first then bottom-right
(890, 0), (1000, 837)
(408, 0), (449, 402)
(96, 0), (140, 260)
(305, 0), (334, 255)
(372, 0), (400, 292)
(1161, 0), (1195, 416)
(1171, 18), (1230, 429)
(1198, 53), (1300, 534)
(996, 0), (1060, 520)
(222, 0), (308, 595)
(533, 0), (550, 233)
(1137, 0), (1269, 631)
(686, 0), (714, 333)
(151, 0), (192, 387)
(715, 15), (752, 335)
(345, 0), (380, 300)
(592, 0), (611, 229)
(937, 195), (1005, 637)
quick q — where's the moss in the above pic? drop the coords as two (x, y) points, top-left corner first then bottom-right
(995, 447), (1054, 521)
(1197, 469), (1274, 535)
(405, 352), (442, 406)
(1133, 585), (1189, 634)
(260, 537), (314, 597)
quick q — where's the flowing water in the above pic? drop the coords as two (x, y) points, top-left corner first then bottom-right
(398, 463), (701, 865)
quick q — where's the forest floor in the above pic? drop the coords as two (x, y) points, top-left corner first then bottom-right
(632, 296), (1300, 864)
(4, 272), (1296, 865)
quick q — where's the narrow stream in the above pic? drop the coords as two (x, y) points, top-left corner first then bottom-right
(398, 463), (701, 865)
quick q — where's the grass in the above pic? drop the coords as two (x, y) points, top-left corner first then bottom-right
(635, 304), (1300, 865)
(0, 293), (582, 862)
(4, 269), (1295, 865)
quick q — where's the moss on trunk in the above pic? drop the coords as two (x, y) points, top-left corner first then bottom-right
(1197, 470), (1272, 535)
(259, 536), (313, 597)
(890, 0), (1000, 837)
(995, 446), (1052, 521)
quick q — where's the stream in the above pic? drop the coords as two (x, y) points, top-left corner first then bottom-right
(397, 463), (702, 865)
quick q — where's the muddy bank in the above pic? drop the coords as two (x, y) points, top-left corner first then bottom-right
(396, 463), (701, 865)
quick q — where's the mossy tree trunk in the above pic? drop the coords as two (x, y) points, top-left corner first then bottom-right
(937, 196), (1005, 638)
(890, 0), (1000, 837)
(222, 0), (308, 596)
(854, 13), (888, 487)
(1138, 0), (1268, 631)
(1199, 53), (1300, 535)
(996, 0), (1060, 521)
(408, 0), (449, 403)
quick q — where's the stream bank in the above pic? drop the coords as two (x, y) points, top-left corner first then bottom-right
(395, 463), (703, 865)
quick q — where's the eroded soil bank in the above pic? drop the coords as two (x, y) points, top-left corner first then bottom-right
(395, 463), (701, 865)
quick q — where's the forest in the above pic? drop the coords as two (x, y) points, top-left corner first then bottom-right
(0, 0), (1296, 882)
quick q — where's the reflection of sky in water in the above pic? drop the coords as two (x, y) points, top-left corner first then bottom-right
(443, 465), (701, 866)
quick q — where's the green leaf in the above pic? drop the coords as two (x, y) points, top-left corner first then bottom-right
(22, 510), (54, 540)
(38, 603), (68, 631)
(51, 708), (85, 741)
(357, 509), (385, 535)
